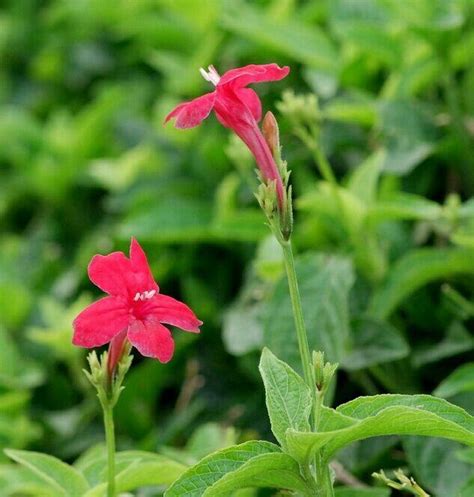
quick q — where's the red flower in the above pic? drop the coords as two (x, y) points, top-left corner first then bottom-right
(165, 63), (290, 207)
(73, 238), (202, 364)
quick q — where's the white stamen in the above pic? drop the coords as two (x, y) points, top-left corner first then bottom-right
(199, 65), (220, 86)
(134, 289), (156, 302)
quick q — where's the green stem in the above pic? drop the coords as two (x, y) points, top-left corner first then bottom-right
(103, 402), (116, 497)
(314, 390), (324, 431)
(296, 126), (337, 186)
(311, 142), (337, 187)
(280, 240), (314, 392)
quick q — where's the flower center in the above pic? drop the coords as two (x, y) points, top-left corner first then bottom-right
(199, 65), (220, 86)
(133, 289), (156, 302)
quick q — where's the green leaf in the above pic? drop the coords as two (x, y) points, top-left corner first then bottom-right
(368, 193), (442, 222)
(413, 320), (473, 367)
(263, 253), (354, 370)
(324, 95), (377, 127)
(5, 449), (89, 497)
(342, 317), (409, 370)
(460, 479), (474, 497)
(259, 348), (312, 451)
(0, 463), (53, 497)
(118, 196), (213, 243)
(0, 326), (43, 389)
(286, 395), (474, 464)
(404, 437), (474, 497)
(186, 423), (238, 460)
(369, 248), (474, 319)
(83, 451), (186, 497)
(73, 445), (106, 487)
(221, 3), (338, 72)
(434, 363), (474, 398)
(165, 441), (281, 497)
(346, 151), (384, 206)
(378, 100), (437, 175)
(335, 488), (390, 497)
(458, 447), (474, 465)
(337, 436), (399, 475)
(223, 303), (263, 356)
(202, 452), (312, 496)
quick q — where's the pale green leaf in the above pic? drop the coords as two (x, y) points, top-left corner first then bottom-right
(5, 449), (89, 497)
(324, 96), (377, 127)
(186, 423), (238, 460)
(0, 463), (53, 497)
(165, 441), (280, 497)
(83, 451), (186, 497)
(223, 303), (263, 356)
(221, 3), (338, 72)
(286, 395), (474, 464)
(259, 348), (312, 450)
(202, 452), (312, 496)
(368, 193), (442, 222)
(346, 151), (384, 206)
(118, 196), (213, 243)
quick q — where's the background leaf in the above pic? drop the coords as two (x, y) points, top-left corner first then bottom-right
(264, 253), (354, 368)
(4, 449), (89, 497)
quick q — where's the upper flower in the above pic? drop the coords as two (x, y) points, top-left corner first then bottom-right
(73, 238), (202, 364)
(165, 63), (290, 207)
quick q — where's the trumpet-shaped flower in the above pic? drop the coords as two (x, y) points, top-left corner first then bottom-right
(165, 63), (290, 207)
(73, 238), (202, 364)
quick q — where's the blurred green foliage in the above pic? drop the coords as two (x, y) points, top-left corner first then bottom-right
(1, 0), (474, 495)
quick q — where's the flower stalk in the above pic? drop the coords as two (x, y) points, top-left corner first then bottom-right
(84, 348), (133, 497)
(258, 110), (338, 497)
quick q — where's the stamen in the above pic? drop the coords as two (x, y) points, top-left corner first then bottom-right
(133, 289), (156, 302)
(199, 65), (220, 86)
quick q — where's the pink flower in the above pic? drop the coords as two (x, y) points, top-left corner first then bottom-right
(165, 63), (290, 207)
(73, 238), (202, 365)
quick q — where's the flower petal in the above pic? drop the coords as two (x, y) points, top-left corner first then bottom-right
(72, 296), (130, 348)
(88, 252), (132, 297)
(164, 91), (216, 129)
(235, 88), (262, 122)
(129, 238), (158, 293)
(147, 293), (202, 333)
(128, 319), (175, 363)
(219, 64), (290, 88)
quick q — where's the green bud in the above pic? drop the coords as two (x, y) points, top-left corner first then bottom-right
(313, 351), (338, 393)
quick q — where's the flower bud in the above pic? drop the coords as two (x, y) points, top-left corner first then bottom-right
(262, 111), (280, 158)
